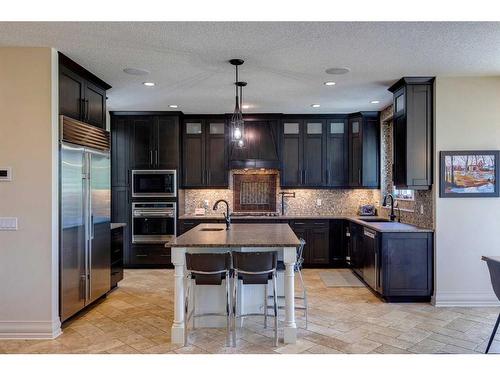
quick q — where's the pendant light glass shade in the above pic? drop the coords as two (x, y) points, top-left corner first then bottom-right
(229, 60), (246, 148)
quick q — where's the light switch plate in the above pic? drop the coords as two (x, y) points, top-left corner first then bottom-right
(0, 217), (18, 230)
(0, 167), (12, 181)
(316, 199), (322, 206)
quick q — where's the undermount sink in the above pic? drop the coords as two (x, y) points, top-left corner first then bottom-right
(359, 217), (392, 223)
(200, 228), (225, 232)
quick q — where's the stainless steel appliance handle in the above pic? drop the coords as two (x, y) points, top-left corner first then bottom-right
(90, 214), (94, 239)
(133, 211), (174, 217)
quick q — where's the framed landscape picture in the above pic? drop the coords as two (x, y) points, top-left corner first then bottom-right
(440, 150), (499, 198)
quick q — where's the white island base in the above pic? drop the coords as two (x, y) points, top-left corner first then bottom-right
(171, 246), (298, 345)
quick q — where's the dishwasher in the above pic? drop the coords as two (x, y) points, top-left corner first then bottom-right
(363, 228), (378, 291)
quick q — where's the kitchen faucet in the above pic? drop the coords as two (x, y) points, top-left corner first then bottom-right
(382, 193), (397, 221)
(213, 199), (231, 229)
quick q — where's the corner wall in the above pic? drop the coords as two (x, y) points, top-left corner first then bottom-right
(433, 77), (500, 306)
(0, 47), (61, 337)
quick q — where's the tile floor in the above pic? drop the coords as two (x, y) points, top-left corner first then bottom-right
(0, 268), (499, 354)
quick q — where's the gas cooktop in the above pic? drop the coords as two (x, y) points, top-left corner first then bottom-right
(231, 212), (280, 217)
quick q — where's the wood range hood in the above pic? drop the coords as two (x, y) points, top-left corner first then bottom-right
(229, 120), (280, 169)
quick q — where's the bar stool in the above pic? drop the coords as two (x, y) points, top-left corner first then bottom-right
(185, 252), (232, 346)
(268, 238), (308, 328)
(482, 256), (500, 353)
(232, 251), (279, 347)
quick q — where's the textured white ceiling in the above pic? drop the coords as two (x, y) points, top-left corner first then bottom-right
(1, 22), (499, 114)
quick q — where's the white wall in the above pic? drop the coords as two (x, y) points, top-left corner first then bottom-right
(0, 47), (60, 338)
(434, 77), (500, 306)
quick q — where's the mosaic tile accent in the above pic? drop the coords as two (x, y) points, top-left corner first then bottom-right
(182, 169), (380, 216)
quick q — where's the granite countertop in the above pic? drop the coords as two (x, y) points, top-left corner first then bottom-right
(178, 214), (433, 233)
(168, 223), (302, 248)
(111, 222), (127, 230)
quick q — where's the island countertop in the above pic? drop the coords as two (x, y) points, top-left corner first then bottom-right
(167, 223), (301, 248)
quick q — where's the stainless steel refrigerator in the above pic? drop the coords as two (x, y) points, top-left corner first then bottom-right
(60, 117), (111, 322)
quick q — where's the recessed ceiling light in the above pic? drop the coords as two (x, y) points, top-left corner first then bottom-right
(123, 68), (150, 76)
(168, 104), (178, 108)
(311, 104), (321, 108)
(324, 81), (336, 86)
(370, 100), (380, 104)
(143, 82), (155, 87)
(325, 67), (351, 75)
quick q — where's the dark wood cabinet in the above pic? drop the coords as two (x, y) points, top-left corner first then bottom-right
(389, 77), (434, 190)
(281, 120), (303, 186)
(349, 222), (364, 277)
(289, 220), (330, 266)
(58, 53), (110, 129)
(182, 118), (228, 188)
(156, 116), (180, 169)
(348, 221), (433, 302)
(326, 119), (348, 187)
(330, 219), (347, 267)
(129, 245), (171, 267)
(111, 116), (130, 187)
(281, 119), (326, 188)
(348, 112), (380, 188)
(85, 81), (107, 128)
(128, 114), (180, 170)
(130, 116), (155, 169)
(59, 65), (85, 122)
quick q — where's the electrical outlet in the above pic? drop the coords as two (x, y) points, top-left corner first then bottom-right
(316, 199), (322, 206)
(203, 200), (209, 209)
(0, 217), (18, 230)
(420, 204), (424, 215)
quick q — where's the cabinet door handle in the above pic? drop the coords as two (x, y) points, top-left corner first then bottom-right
(325, 169), (329, 185)
(80, 98), (85, 121)
(150, 151), (153, 166)
(358, 169), (361, 185)
(303, 169), (307, 184)
(155, 150), (158, 166)
(206, 170), (210, 185)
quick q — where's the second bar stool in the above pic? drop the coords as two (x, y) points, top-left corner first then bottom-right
(232, 251), (279, 347)
(185, 252), (232, 346)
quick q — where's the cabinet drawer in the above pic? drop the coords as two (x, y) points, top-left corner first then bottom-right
(130, 245), (171, 265)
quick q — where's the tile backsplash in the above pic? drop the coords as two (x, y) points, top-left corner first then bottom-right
(180, 169), (380, 216)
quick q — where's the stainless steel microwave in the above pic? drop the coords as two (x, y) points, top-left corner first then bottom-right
(132, 170), (177, 198)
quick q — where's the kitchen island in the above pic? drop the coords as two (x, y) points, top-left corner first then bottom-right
(167, 223), (301, 345)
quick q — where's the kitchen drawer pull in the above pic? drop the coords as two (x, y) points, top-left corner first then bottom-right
(135, 254), (148, 257)
(113, 249), (121, 253)
(294, 222), (305, 225)
(160, 254), (170, 257)
(314, 222), (326, 225)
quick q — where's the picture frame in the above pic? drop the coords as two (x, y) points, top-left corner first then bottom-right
(440, 150), (500, 198)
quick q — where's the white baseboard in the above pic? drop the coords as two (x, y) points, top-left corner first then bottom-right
(0, 320), (62, 339)
(432, 291), (500, 307)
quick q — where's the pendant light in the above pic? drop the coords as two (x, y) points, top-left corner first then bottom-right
(229, 59), (247, 148)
